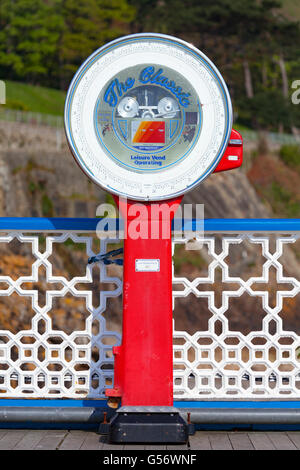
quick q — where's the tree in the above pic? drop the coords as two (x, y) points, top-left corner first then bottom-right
(57, 0), (135, 88)
(0, 0), (63, 84)
(0, 0), (135, 89)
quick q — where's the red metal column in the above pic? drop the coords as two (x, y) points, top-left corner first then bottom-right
(106, 196), (182, 406)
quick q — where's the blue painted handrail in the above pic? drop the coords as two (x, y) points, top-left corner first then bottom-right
(0, 217), (300, 232)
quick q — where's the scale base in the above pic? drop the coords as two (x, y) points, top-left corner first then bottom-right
(102, 406), (192, 444)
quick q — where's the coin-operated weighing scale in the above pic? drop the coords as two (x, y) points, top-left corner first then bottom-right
(64, 33), (243, 444)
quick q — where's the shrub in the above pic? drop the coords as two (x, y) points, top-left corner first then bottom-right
(279, 145), (300, 168)
(3, 99), (28, 111)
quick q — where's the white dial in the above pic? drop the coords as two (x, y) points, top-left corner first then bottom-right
(65, 33), (232, 201)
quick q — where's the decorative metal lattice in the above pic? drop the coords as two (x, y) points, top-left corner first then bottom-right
(173, 233), (300, 398)
(0, 232), (122, 398)
(0, 225), (300, 400)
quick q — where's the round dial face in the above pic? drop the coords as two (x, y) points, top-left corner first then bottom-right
(95, 65), (201, 172)
(65, 33), (232, 201)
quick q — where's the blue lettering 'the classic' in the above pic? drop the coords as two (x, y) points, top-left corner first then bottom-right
(104, 77), (135, 107)
(139, 66), (190, 107)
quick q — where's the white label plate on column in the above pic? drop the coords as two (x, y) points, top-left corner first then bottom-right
(135, 259), (160, 272)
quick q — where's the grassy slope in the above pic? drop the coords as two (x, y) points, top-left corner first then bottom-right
(5, 80), (66, 115)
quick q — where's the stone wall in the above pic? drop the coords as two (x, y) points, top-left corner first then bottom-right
(0, 121), (106, 218)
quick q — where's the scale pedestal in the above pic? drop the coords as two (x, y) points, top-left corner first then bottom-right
(104, 196), (190, 443)
(64, 32), (243, 445)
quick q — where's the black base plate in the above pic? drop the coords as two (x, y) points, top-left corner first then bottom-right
(104, 407), (190, 444)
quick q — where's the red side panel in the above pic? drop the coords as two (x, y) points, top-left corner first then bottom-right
(213, 128), (243, 173)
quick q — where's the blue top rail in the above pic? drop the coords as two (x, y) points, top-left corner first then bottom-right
(0, 217), (300, 232)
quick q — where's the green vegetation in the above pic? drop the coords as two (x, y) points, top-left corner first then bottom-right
(129, 0), (300, 132)
(62, 238), (86, 252)
(41, 194), (54, 217)
(5, 81), (65, 115)
(28, 181), (37, 194)
(279, 144), (300, 169)
(66, 192), (98, 202)
(261, 181), (300, 217)
(105, 193), (116, 206)
(0, 0), (135, 89)
(282, 0), (300, 19)
(0, 0), (300, 131)
(173, 244), (206, 273)
(13, 158), (55, 174)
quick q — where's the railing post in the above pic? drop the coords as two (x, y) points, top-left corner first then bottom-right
(106, 196), (190, 443)
(106, 196), (181, 406)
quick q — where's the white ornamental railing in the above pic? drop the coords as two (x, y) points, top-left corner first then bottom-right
(173, 219), (300, 399)
(0, 218), (299, 401)
(0, 218), (122, 398)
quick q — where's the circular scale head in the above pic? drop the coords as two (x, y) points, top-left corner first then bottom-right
(65, 33), (232, 201)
